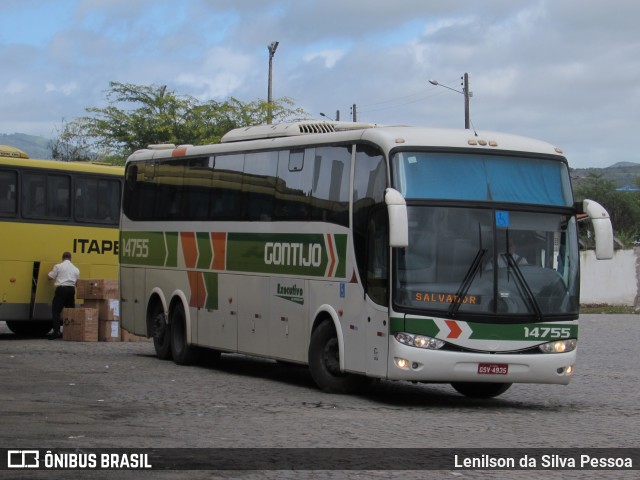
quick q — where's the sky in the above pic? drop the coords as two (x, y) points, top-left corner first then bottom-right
(1, 0), (639, 168)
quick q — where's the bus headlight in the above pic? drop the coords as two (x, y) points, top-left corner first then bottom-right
(538, 339), (577, 354)
(394, 332), (445, 350)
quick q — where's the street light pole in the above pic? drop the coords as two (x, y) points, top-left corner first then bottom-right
(429, 73), (472, 129)
(267, 41), (279, 125)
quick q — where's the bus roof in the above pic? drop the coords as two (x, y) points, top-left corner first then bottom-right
(0, 153), (123, 176)
(0, 145), (29, 159)
(127, 122), (566, 162)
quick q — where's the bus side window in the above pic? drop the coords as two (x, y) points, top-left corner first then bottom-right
(243, 151), (277, 221)
(310, 146), (350, 226)
(274, 149), (310, 221)
(0, 170), (17, 216)
(22, 173), (46, 218)
(47, 174), (70, 218)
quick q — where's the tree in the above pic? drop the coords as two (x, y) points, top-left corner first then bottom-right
(49, 119), (99, 162)
(575, 173), (640, 247)
(51, 82), (308, 164)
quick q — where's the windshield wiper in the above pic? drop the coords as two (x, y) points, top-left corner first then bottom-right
(503, 253), (544, 321)
(448, 248), (487, 317)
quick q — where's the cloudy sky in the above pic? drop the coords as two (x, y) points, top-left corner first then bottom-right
(1, 0), (638, 168)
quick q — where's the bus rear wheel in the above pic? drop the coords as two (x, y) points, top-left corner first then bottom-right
(308, 319), (371, 394)
(6, 320), (53, 337)
(170, 303), (199, 365)
(451, 382), (512, 398)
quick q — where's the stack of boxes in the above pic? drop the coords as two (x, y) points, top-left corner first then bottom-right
(69, 279), (120, 342)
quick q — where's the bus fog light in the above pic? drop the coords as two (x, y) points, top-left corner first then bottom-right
(394, 357), (410, 369)
(394, 332), (445, 350)
(539, 339), (577, 354)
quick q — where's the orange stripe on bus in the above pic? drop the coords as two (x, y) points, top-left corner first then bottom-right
(180, 232), (198, 268)
(211, 232), (227, 270)
(186, 270), (206, 308)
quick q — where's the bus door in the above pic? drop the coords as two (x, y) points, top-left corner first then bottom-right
(364, 209), (390, 377)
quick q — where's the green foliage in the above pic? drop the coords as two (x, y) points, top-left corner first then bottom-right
(575, 173), (640, 248)
(51, 82), (309, 164)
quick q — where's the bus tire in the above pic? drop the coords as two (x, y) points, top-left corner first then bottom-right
(6, 320), (52, 337)
(170, 303), (199, 365)
(308, 319), (371, 394)
(451, 382), (512, 398)
(151, 307), (172, 360)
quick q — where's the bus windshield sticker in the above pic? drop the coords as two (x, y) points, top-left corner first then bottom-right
(496, 210), (510, 228)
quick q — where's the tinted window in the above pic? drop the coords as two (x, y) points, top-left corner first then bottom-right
(309, 146), (351, 226)
(210, 154), (243, 220)
(243, 151), (278, 221)
(75, 176), (120, 224)
(0, 170), (17, 216)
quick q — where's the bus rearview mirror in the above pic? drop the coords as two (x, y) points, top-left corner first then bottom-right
(385, 188), (408, 248)
(582, 199), (614, 260)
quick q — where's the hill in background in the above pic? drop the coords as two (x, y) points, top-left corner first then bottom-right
(570, 163), (640, 190)
(0, 133), (52, 159)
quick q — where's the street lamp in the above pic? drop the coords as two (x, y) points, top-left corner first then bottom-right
(267, 41), (279, 124)
(429, 73), (472, 129)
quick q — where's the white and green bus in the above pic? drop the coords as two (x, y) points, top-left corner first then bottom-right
(119, 121), (613, 398)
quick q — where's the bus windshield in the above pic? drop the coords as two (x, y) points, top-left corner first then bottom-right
(391, 152), (578, 321)
(394, 206), (579, 320)
(391, 151), (573, 206)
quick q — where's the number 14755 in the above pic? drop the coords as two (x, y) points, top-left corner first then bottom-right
(524, 326), (571, 339)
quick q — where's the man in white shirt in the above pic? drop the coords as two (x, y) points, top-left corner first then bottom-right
(47, 252), (80, 340)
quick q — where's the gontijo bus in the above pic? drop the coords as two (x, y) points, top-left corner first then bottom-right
(0, 145), (123, 336)
(119, 122), (613, 398)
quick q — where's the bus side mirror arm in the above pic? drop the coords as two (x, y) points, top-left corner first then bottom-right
(385, 188), (408, 248)
(580, 199), (614, 260)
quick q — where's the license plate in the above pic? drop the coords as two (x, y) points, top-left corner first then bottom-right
(477, 363), (508, 375)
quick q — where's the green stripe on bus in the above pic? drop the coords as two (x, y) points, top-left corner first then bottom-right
(196, 232), (212, 270)
(390, 317), (578, 341)
(390, 317), (440, 336)
(202, 272), (218, 310)
(226, 232), (347, 278)
(468, 323), (578, 341)
(165, 232), (178, 267)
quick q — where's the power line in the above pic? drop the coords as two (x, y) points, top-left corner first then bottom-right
(357, 89), (447, 115)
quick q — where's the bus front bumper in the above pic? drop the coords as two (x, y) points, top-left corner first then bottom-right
(387, 340), (577, 385)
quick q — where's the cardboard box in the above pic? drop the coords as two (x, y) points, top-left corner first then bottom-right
(99, 320), (121, 342)
(62, 308), (98, 342)
(76, 279), (119, 300)
(83, 299), (120, 321)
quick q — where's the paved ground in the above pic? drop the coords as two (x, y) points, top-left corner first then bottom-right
(0, 315), (638, 479)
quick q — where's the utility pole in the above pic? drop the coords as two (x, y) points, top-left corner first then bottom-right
(463, 73), (470, 130)
(267, 41), (279, 125)
(429, 73), (472, 129)
(352, 104), (357, 122)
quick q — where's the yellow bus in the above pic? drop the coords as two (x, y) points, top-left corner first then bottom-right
(0, 145), (123, 336)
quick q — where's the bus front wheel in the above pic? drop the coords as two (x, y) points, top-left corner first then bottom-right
(308, 319), (371, 394)
(451, 382), (512, 398)
(170, 304), (199, 365)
